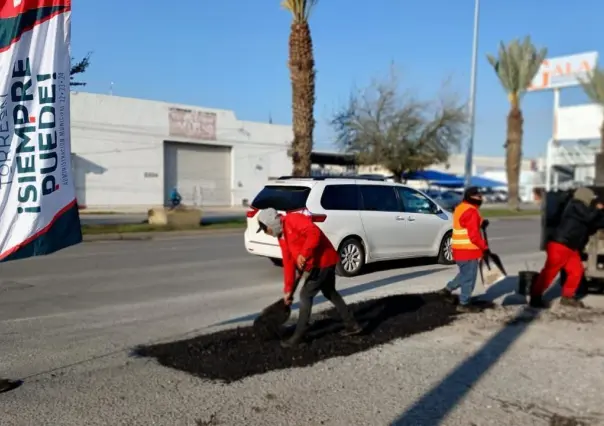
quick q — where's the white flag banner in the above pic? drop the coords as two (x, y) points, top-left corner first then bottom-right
(0, 0), (81, 262)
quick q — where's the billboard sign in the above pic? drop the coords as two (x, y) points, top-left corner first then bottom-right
(528, 51), (598, 92)
(0, 0), (82, 262)
(168, 107), (217, 140)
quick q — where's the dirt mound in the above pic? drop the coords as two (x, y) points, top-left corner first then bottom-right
(133, 292), (487, 383)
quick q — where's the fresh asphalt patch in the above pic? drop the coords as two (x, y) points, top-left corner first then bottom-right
(133, 292), (494, 384)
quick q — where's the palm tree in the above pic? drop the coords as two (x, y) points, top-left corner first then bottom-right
(580, 67), (604, 150)
(487, 37), (547, 210)
(282, 0), (318, 176)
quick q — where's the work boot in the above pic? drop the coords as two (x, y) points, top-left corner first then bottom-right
(559, 297), (586, 309)
(456, 303), (481, 314)
(529, 295), (550, 309)
(341, 322), (364, 337)
(437, 287), (458, 304)
(0, 378), (21, 393)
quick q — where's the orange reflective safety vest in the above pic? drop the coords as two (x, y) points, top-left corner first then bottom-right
(451, 201), (483, 251)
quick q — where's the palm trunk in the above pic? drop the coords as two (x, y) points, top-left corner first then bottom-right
(506, 106), (523, 210)
(601, 119), (604, 152)
(288, 22), (316, 177)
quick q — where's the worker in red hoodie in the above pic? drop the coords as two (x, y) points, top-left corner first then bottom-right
(256, 208), (363, 348)
(438, 187), (489, 313)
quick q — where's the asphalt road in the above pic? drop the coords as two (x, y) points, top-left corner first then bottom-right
(0, 218), (545, 424)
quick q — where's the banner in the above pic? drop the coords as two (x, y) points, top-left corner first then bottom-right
(0, 0), (81, 262)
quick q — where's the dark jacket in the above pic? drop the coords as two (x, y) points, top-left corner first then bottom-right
(552, 199), (604, 251)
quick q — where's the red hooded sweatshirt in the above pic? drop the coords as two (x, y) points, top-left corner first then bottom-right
(278, 213), (339, 293)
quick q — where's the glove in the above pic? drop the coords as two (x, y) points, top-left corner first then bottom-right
(481, 219), (490, 229)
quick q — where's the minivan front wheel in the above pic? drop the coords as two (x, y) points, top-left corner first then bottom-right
(336, 237), (365, 277)
(437, 232), (454, 265)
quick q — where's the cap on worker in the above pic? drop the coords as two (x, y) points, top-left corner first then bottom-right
(256, 207), (281, 233)
(573, 187), (596, 206)
(463, 186), (482, 199)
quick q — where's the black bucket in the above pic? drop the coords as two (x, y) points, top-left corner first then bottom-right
(518, 270), (538, 296)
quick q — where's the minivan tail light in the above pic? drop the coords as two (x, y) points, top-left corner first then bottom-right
(246, 207), (258, 218)
(311, 214), (327, 223)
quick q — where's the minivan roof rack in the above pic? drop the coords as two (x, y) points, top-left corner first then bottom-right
(276, 175), (387, 181)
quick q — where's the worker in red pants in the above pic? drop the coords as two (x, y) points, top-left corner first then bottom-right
(531, 187), (604, 308)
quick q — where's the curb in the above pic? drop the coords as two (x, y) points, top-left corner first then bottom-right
(82, 227), (245, 242)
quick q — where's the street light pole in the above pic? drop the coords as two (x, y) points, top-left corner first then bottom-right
(464, 0), (480, 188)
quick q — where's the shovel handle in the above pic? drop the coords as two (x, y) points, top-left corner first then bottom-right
(290, 268), (304, 294)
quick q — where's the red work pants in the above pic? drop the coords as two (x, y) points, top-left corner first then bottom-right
(531, 241), (584, 298)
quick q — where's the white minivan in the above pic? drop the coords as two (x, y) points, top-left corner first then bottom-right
(244, 176), (454, 277)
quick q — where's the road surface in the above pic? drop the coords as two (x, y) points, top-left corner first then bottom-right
(5, 217), (595, 425)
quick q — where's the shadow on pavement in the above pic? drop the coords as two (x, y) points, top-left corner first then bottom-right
(132, 292), (472, 383)
(213, 267), (449, 327)
(361, 257), (451, 275)
(0, 379), (23, 394)
(390, 278), (568, 425)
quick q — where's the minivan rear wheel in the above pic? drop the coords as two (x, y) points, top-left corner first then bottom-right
(336, 237), (365, 277)
(437, 232), (454, 265)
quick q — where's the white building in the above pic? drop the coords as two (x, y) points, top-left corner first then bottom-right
(70, 92), (293, 209)
(545, 103), (603, 188)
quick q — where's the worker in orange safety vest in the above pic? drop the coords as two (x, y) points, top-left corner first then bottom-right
(438, 186), (489, 313)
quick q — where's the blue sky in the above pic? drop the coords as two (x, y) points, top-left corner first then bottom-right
(72, 0), (603, 159)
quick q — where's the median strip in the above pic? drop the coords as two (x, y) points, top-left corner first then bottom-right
(79, 208), (540, 239)
(80, 218), (246, 240)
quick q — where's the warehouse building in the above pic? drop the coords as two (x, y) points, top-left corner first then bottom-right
(70, 92), (293, 209)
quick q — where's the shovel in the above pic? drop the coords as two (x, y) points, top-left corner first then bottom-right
(479, 221), (507, 286)
(253, 269), (305, 340)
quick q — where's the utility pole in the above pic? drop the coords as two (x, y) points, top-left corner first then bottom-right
(464, 0), (480, 188)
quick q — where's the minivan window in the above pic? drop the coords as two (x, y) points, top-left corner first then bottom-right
(359, 185), (400, 212)
(252, 185), (311, 211)
(320, 185), (359, 210)
(396, 187), (436, 214)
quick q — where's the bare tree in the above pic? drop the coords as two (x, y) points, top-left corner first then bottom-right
(330, 70), (468, 182)
(70, 52), (92, 87)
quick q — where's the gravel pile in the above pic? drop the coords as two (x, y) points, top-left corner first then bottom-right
(133, 292), (490, 383)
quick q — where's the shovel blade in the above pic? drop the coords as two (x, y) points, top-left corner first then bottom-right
(253, 299), (292, 340)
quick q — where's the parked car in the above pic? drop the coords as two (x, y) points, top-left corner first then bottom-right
(424, 189), (462, 212)
(244, 177), (454, 277)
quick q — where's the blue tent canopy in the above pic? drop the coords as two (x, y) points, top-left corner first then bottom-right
(435, 175), (506, 189)
(430, 178), (464, 187)
(403, 169), (506, 189)
(402, 169), (459, 182)
(469, 176), (506, 188)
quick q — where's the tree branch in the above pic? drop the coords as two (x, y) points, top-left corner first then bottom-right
(330, 68), (468, 178)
